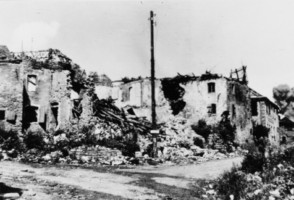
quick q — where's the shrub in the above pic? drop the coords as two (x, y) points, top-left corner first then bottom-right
(24, 129), (46, 150)
(216, 166), (248, 200)
(241, 150), (265, 173)
(191, 119), (211, 142)
(0, 129), (24, 151)
(193, 137), (204, 148)
(253, 125), (269, 141)
(217, 120), (235, 144)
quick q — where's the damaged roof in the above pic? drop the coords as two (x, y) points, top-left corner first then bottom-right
(250, 88), (279, 110)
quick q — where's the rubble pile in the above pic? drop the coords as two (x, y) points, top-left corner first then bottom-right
(0, 146), (137, 166)
(92, 98), (152, 136)
(149, 116), (239, 164)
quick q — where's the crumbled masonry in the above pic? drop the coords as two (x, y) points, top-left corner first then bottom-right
(0, 46), (281, 166)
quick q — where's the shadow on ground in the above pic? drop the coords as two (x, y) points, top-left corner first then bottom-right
(0, 182), (23, 199)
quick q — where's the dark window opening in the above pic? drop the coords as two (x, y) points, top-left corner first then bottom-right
(281, 136), (287, 144)
(27, 75), (37, 92)
(39, 114), (47, 131)
(208, 104), (216, 114)
(0, 110), (5, 120)
(126, 87), (132, 101)
(72, 100), (82, 119)
(232, 104), (236, 118)
(208, 82), (215, 93)
(25, 106), (38, 123)
(266, 104), (272, 115)
(251, 100), (258, 116)
(51, 102), (59, 125)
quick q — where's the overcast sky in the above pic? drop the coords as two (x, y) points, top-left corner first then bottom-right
(1, 0), (294, 100)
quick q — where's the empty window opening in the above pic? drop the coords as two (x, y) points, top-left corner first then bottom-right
(28, 75), (37, 92)
(232, 104), (236, 118)
(25, 106), (38, 123)
(121, 87), (132, 102)
(208, 82), (215, 93)
(208, 104), (216, 114)
(251, 101), (258, 116)
(128, 87), (132, 101)
(0, 110), (5, 120)
(231, 84), (236, 94)
(72, 100), (82, 119)
(51, 102), (59, 125)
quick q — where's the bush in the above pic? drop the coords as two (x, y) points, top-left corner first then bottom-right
(0, 129), (24, 151)
(216, 166), (248, 200)
(217, 120), (235, 144)
(24, 129), (46, 150)
(191, 119), (211, 142)
(253, 125), (269, 141)
(241, 150), (265, 173)
(193, 137), (204, 148)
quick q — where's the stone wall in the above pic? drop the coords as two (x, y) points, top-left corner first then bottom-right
(0, 63), (24, 133)
(111, 76), (253, 144)
(227, 81), (252, 143)
(181, 78), (228, 125)
(22, 62), (72, 133)
(252, 99), (279, 146)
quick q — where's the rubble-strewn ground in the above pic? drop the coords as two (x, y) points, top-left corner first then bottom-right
(0, 157), (242, 200)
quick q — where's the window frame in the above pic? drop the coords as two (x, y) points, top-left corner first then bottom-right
(208, 82), (215, 93)
(27, 74), (37, 92)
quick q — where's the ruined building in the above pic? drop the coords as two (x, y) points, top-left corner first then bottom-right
(0, 46), (90, 134)
(110, 68), (279, 144)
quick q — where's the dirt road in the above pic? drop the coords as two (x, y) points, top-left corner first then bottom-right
(0, 157), (242, 200)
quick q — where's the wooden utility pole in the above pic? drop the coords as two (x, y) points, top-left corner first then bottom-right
(150, 10), (159, 158)
(150, 10), (156, 129)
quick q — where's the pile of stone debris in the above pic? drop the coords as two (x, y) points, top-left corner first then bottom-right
(137, 116), (243, 165)
(0, 116), (242, 167)
(0, 146), (139, 166)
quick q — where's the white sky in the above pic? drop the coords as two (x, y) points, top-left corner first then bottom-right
(1, 0), (294, 100)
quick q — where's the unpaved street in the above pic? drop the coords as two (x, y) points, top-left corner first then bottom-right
(0, 157), (242, 200)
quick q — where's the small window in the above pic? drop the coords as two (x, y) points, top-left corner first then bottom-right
(266, 105), (270, 115)
(51, 102), (59, 125)
(208, 104), (216, 114)
(232, 104), (236, 118)
(0, 110), (5, 120)
(28, 75), (37, 92)
(72, 100), (82, 119)
(122, 87), (132, 102)
(208, 82), (215, 93)
(128, 87), (132, 101)
(251, 101), (258, 116)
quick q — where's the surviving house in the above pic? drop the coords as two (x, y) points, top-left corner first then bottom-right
(250, 89), (280, 145)
(0, 46), (91, 134)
